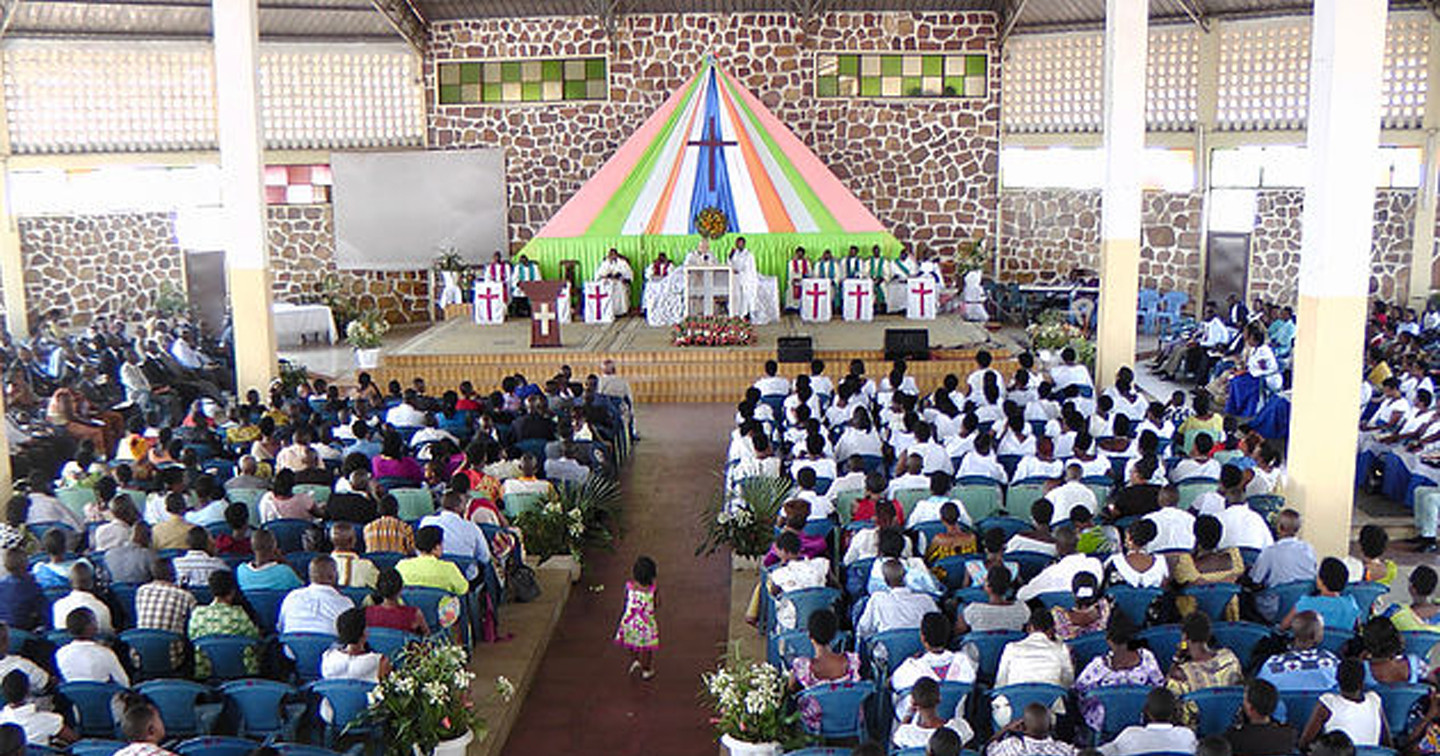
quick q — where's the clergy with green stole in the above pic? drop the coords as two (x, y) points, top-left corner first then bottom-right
(842, 245), (864, 280)
(866, 245), (891, 310)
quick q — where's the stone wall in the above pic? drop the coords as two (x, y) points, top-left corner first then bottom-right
(267, 206), (431, 324)
(1250, 188), (1418, 305)
(17, 213), (185, 328)
(998, 188), (1205, 296)
(427, 12), (1001, 253)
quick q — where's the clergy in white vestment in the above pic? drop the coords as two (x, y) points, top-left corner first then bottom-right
(962, 269), (988, 322)
(886, 249), (919, 312)
(728, 236), (779, 324)
(593, 248), (634, 317)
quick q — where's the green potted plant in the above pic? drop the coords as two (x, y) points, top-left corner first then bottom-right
(512, 476), (620, 579)
(345, 308), (390, 369)
(703, 644), (798, 755)
(359, 638), (514, 755)
(697, 475), (794, 566)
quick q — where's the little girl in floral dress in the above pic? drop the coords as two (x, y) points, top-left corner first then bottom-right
(614, 556), (659, 680)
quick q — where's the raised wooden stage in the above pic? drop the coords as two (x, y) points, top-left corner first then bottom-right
(374, 315), (1016, 403)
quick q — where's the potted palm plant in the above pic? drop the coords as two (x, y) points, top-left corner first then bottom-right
(697, 474), (793, 570)
(703, 644), (797, 755)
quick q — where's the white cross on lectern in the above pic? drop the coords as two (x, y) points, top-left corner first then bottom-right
(534, 300), (557, 337)
(688, 268), (731, 317)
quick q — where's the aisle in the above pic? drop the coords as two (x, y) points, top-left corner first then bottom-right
(501, 403), (735, 755)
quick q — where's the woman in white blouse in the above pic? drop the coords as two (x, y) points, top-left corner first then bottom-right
(1106, 519), (1169, 589)
(1105, 367), (1149, 422)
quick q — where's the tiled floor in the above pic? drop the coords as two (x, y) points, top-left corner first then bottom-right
(500, 404), (736, 755)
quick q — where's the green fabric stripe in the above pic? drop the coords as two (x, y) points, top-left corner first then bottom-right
(519, 230), (902, 306)
(716, 72), (841, 233)
(587, 69), (707, 236)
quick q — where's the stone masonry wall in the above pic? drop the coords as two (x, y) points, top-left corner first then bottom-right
(267, 205), (431, 324)
(18, 213), (185, 328)
(427, 12), (1001, 254)
(1003, 187), (1419, 309)
(998, 188), (1205, 297)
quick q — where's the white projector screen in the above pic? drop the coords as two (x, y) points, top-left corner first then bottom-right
(331, 150), (508, 270)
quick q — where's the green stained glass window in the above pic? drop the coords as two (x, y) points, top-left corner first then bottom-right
(436, 57), (608, 105)
(816, 52), (989, 100)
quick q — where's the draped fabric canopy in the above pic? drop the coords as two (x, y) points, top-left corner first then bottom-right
(518, 56), (901, 299)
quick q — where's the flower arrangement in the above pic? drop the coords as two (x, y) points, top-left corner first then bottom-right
(953, 233), (989, 276)
(672, 316), (755, 347)
(695, 206), (730, 240)
(359, 639), (509, 753)
(703, 644), (797, 747)
(345, 309), (390, 350)
(512, 476), (620, 567)
(433, 247), (467, 273)
(1027, 308), (1096, 368)
(697, 474), (793, 558)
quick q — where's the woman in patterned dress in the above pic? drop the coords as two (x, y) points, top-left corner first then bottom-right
(1075, 610), (1165, 734)
(614, 556), (659, 680)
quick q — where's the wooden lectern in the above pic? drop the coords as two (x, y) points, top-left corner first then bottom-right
(519, 281), (566, 348)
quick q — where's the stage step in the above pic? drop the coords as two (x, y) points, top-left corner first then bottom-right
(378, 347), (1017, 404)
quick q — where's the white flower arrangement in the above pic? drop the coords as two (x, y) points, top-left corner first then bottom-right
(702, 647), (795, 745)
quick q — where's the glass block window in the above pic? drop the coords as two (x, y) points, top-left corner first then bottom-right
(264, 164), (333, 204)
(1216, 18), (1311, 131)
(1383, 14), (1428, 130)
(1001, 31), (1104, 132)
(815, 53), (988, 99)
(3, 40), (424, 154)
(436, 57), (608, 105)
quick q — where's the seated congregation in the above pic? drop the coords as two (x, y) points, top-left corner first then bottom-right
(0, 352), (635, 755)
(729, 351), (1433, 756)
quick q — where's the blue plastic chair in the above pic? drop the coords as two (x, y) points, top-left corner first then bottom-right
(194, 635), (261, 680)
(1036, 591), (1076, 610)
(1155, 290), (1189, 334)
(68, 740), (127, 756)
(262, 519), (312, 553)
(1065, 631), (1108, 669)
(1378, 682), (1430, 737)
(367, 627), (421, 661)
(283, 551), (320, 577)
(5, 628), (40, 655)
(845, 557), (877, 597)
(961, 630), (1025, 683)
(136, 679), (220, 738)
(273, 746), (343, 756)
(220, 679), (303, 740)
(1355, 747), (1400, 756)
(778, 587), (841, 632)
(976, 516), (1029, 542)
(1319, 628), (1356, 656)
(1084, 684), (1152, 742)
(243, 588), (293, 631)
(401, 586), (463, 636)
(996, 455), (1023, 481)
(893, 681), (972, 720)
(1182, 584), (1240, 621)
(366, 551), (405, 572)
(1184, 686), (1245, 737)
(1137, 288), (1161, 333)
(307, 679), (378, 746)
(782, 750), (852, 756)
(172, 737), (261, 756)
(1403, 631), (1440, 662)
(1277, 689), (1325, 728)
(863, 628), (925, 678)
(857, 454), (886, 477)
(1136, 625), (1183, 672)
(907, 521), (945, 552)
(1107, 585), (1163, 626)
(1211, 622), (1274, 671)
(280, 632), (337, 683)
(58, 681), (127, 738)
(1247, 494), (1285, 518)
(119, 629), (183, 680)
(931, 555), (982, 592)
(1344, 581), (1391, 618)
(1257, 580), (1314, 624)
(1009, 551), (1054, 583)
(771, 629), (851, 671)
(988, 683), (1068, 726)
(795, 680), (874, 739)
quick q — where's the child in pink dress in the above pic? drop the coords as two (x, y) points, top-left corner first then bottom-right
(614, 556), (659, 680)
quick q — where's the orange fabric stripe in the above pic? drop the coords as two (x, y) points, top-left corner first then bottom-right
(644, 80), (707, 235)
(717, 76), (793, 233)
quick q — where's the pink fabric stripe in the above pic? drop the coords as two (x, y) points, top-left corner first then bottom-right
(716, 66), (886, 233)
(536, 68), (704, 238)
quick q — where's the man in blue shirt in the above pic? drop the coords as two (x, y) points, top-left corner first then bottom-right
(1257, 610), (1339, 692)
(341, 422), (382, 459)
(1249, 510), (1318, 622)
(0, 551), (44, 631)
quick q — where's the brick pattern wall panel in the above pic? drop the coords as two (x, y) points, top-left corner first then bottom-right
(267, 205), (431, 325)
(18, 213), (184, 328)
(427, 12), (1001, 255)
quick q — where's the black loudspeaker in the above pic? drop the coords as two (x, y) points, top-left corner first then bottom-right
(884, 328), (930, 361)
(777, 336), (814, 363)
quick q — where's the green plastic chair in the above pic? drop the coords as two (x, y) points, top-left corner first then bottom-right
(294, 484), (332, 506)
(57, 488), (96, 522)
(502, 492), (547, 518)
(1182, 428), (1219, 456)
(226, 488), (265, 527)
(833, 490), (863, 524)
(893, 487), (930, 512)
(390, 488), (434, 521)
(1005, 481), (1048, 517)
(951, 480), (1004, 522)
(1177, 478), (1218, 512)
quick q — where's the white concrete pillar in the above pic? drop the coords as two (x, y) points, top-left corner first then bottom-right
(1094, 0), (1148, 389)
(1407, 15), (1440, 308)
(212, 0), (278, 395)
(1288, 0), (1389, 559)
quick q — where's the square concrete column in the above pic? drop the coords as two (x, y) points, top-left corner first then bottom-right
(1289, 0), (1389, 558)
(1094, 0), (1147, 388)
(213, 0), (278, 395)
